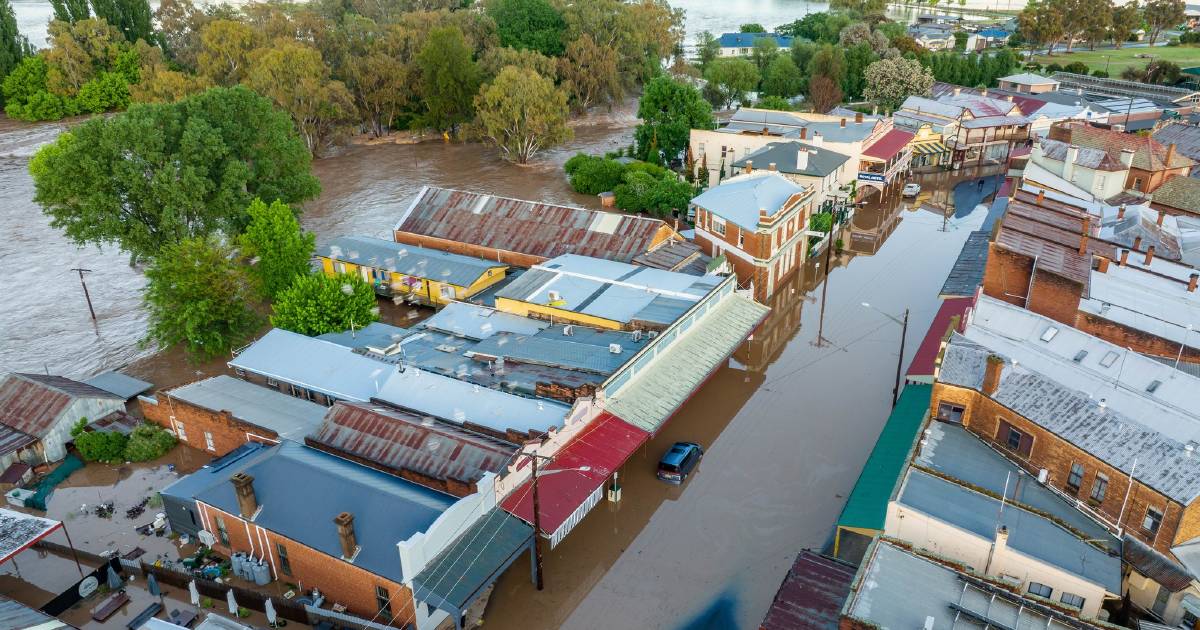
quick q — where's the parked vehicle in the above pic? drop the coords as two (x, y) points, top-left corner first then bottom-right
(657, 442), (704, 484)
(902, 183), (921, 198)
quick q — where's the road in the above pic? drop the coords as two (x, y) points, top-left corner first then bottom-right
(479, 170), (1001, 630)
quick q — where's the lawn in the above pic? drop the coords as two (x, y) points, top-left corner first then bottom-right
(1029, 45), (1200, 75)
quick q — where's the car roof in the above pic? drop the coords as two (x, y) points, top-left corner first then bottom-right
(662, 443), (696, 465)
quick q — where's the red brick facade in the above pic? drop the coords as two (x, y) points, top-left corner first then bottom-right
(196, 502), (414, 628)
(141, 395), (281, 456)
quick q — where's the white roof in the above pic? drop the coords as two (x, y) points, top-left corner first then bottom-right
(1000, 72), (1060, 86)
(230, 329), (393, 402)
(1022, 161), (1097, 202)
(1081, 261), (1200, 350)
(164, 375), (327, 441)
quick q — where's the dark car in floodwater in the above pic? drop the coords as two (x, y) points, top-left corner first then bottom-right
(657, 442), (703, 484)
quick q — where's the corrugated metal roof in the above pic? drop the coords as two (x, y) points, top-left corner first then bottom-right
(861, 128), (915, 160)
(605, 294), (769, 433)
(731, 142), (850, 177)
(163, 375), (327, 442)
(412, 508), (532, 612)
(311, 402), (516, 484)
(194, 441), (455, 584)
(907, 298), (973, 380)
(500, 413), (648, 537)
(726, 108), (883, 143)
(394, 187), (670, 264)
(1039, 138), (1127, 171)
(1131, 535), (1195, 592)
(0, 507), (60, 564)
(0, 424), (36, 458)
(418, 301), (549, 340)
(471, 333), (632, 375)
(0, 596), (74, 630)
(632, 240), (709, 275)
(0, 373), (121, 438)
(836, 385), (930, 532)
(84, 371), (153, 399)
(320, 235), (504, 288)
(759, 551), (855, 630)
(1153, 122), (1200, 162)
(316, 321), (410, 350)
(939, 231), (990, 298)
(229, 329), (396, 402)
(689, 173), (811, 231)
(1055, 122), (1194, 171)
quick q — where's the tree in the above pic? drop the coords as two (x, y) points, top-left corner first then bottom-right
(634, 75), (714, 164)
(130, 61), (210, 103)
(1078, 0), (1114, 50)
(830, 0), (888, 14)
(0, 0), (30, 97)
(761, 54), (804, 98)
(755, 95), (792, 111)
(417, 26), (481, 132)
(1018, 0), (1065, 56)
(703, 57), (759, 109)
(750, 37), (779, 75)
(808, 74), (843, 113)
(842, 43), (878, 100)
(49, 0), (89, 24)
(1144, 0), (1184, 45)
(565, 154), (626, 194)
(475, 66), (572, 164)
(344, 26), (416, 138)
(30, 86), (320, 263)
(1110, 1), (1141, 47)
(778, 13), (851, 44)
(739, 23), (766, 33)
(43, 18), (126, 97)
(196, 19), (257, 85)
(238, 198), (315, 298)
(90, 0), (153, 44)
(839, 22), (890, 55)
(154, 0), (207, 69)
(809, 44), (846, 86)
(560, 34), (622, 111)
(696, 30), (720, 70)
(246, 41), (355, 156)
(481, 45), (557, 81)
(143, 235), (261, 360)
(862, 57), (933, 110)
(488, 0), (566, 57)
(613, 171), (694, 217)
(271, 273), (379, 337)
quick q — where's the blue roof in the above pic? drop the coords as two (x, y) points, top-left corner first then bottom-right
(718, 32), (794, 48)
(689, 173), (808, 231)
(412, 508), (532, 612)
(898, 469), (1122, 593)
(317, 321), (410, 350)
(978, 27), (1010, 37)
(319, 235), (503, 288)
(419, 302), (549, 340)
(229, 329), (395, 402)
(471, 332), (634, 375)
(194, 441), (455, 584)
(160, 442), (270, 501)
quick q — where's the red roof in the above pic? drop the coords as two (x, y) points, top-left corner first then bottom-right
(907, 297), (974, 380)
(862, 129), (915, 160)
(500, 413), (648, 537)
(760, 550), (857, 630)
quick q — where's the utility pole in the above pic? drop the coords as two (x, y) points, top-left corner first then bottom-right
(531, 454), (544, 591)
(892, 308), (910, 407)
(70, 268), (96, 321)
(815, 209), (836, 348)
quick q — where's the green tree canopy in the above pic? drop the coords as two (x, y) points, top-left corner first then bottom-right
(90, 0), (154, 44)
(245, 40), (355, 156)
(30, 86), (320, 263)
(703, 57), (759, 109)
(634, 75), (714, 165)
(1144, 0), (1184, 45)
(761, 54), (804, 97)
(143, 235), (261, 360)
(696, 30), (720, 70)
(475, 66), (572, 164)
(49, 0), (89, 23)
(238, 198), (315, 298)
(755, 95), (793, 111)
(488, 0), (566, 57)
(1110, 1), (1141, 48)
(417, 26), (481, 132)
(740, 23), (766, 33)
(271, 273), (379, 337)
(0, 0), (30, 97)
(565, 154), (627, 194)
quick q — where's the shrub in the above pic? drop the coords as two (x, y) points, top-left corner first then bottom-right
(809, 212), (833, 233)
(1091, 69), (1110, 78)
(755, 95), (794, 111)
(75, 431), (130, 463)
(1063, 62), (1090, 75)
(125, 424), (178, 462)
(613, 171), (696, 218)
(563, 152), (590, 175)
(569, 156), (626, 194)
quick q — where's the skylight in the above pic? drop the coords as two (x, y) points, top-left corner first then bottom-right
(1039, 326), (1059, 342)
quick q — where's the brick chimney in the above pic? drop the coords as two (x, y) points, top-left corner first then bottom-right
(1119, 148), (1134, 168)
(983, 354), (1004, 396)
(744, 160), (753, 174)
(768, 162), (777, 172)
(855, 111), (864, 124)
(840, 118), (847, 128)
(1097, 257), (1111, 273)
(800, 127), (808, 140)
(1157, 210), (1166, 227)
(1133, 235), (1143, 250)
(1166, 143), (1177, 168)
(1119, 249), (1129, 266)
(334, 512), (358, 560)
(230, 473), (257, 519)
(1189, 273), (1199, 293)
(1117, 205), (1126, 220)
(1144, 245), (1156, 265)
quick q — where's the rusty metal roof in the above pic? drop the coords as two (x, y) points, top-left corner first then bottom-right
(309, 402), (517, 485)
(995, 228), (1091, 285)
(0, 374), (121, 438)
(0, 425), (35, 458)
(394, 187), (671, 263)
(759, 550), (856, 630)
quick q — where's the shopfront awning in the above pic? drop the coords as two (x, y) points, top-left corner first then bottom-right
(912, 141), (949, 155)
(0, 508), (61, 565)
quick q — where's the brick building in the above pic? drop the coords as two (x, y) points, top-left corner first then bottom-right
(1049, 121), (1195, 193)
(141, 375), (326, 456)
(982, 185), (1200, 365)
(689, 171), (817, 302)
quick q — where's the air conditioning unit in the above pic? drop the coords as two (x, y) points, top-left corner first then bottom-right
(562, 325), (574, 336)
(609, 343), (622, 354)
(648, 331), (659, 339)
(632, 330), (643, 342)
(1037, 469), (1048, 484)
(548, 290), (561, 301)
(197, 530), (217, 547)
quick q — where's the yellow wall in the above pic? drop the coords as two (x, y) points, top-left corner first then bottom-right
(317, 256), (506, 306)
(494, 296), (623, 330)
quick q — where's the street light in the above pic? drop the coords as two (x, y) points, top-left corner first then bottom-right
(862, 302), (910, 407)
(522, 449), (592, 591)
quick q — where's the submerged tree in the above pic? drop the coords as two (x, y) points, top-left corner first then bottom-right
(271, 273), (379, 337)
(475, 66), (572, 164)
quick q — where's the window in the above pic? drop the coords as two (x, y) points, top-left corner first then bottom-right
(334, 261), (346, 273)
(277, 543), (292, 576)
(174, 421), (188, 442)
(1143, 507), (1163, 534)
(712, 217), (726, 236)
(1090, 474), (1108, 503)
(375, 585), (392, 620)
(738, 232), (745, 248)
(1006, 427), (1023, 451)
(439, 284), (455, 300)
(1133, 177), (1144, 191)
(1059, 592), (1085, 609)
(936, 402), (965, 423)
(1027, 582), (1053, 598)
(204, 432), (215, 452)
(216, 515), (229, 546)
(266, 377), (278, 387)
(1066, 463), (1084, 493)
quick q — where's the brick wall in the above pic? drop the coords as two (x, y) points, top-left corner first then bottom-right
(196, 502), (414, 628)
(1027, 270), (1085, 326)
(932, 382), (1184, 555)
(982, 244), (1035, 310)
(142, 395), (280, 456)
(1076, 312), (1200, 364)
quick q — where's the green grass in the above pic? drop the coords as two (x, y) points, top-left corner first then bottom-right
(1030, 45), (1200, 75)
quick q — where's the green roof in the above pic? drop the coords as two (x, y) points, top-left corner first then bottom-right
(836, 384), (932, 532)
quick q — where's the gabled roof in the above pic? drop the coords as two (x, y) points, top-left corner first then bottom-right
(394, 187), (673, 264)
(689, 172), (811, 230)
(1039, 138), (1127, 171)
(940, 231), (990, 297)
(1153, 122), (1200, 162)
(418, 302), (549, 341)
(0, 373), (122, 438)
(1053, 121), (1195, 171)
(861, 128), (915, 161)
(1153, 175), (1200, 214)
(319, 236), (503, 288)
(83, 371), (152, 399)
(731, 142), (850, 178)
(717, 32), (793, 48)
(759, 551), (856, 630)
(999, 72), (1059, 86)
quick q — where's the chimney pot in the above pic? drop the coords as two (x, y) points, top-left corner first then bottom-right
(1167, 143), (1177, 167)
(1097, 257), (1111, 273)
(796, 147), (809, 170)
(800, 127), (808, 140)
(1145, 245), (1156, 265)
(744, 160), (753, 174)
(334, 511), (358, 560)
(1119, 249), (1129, 266)
(840, 118), (847, 128)
(1157, 210), (1166, 227)
(231, 472), (257, 520)
(983, 355), (1004, 396)
(1036, 189), (1045, 203)
(1189, 273), (1198, 293)
(1117, 205), (1126, 220)
(1133, 235), (1143, 250)
(855, 112), (864, 124)
(768, 162), (777, 171)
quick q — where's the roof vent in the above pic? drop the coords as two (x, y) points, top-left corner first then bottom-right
(562, 325), (574, 336)
(632, 330), (643, 342)
(1072, 350), (1088, 362)
(1098, 398), (1107, 410)
(924, 617), (935, 630)
(1147, 379), (1162, 393)
(1100, 351), (1119, 368)
(1187, 441), (1198, 455)
(1039, 326), (1059, 342)
(609, 343), (623, 354)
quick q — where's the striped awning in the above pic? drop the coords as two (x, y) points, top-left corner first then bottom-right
(912, 142), (949, 155)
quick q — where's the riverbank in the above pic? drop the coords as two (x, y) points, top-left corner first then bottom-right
(1030, 43), (1200, 74)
